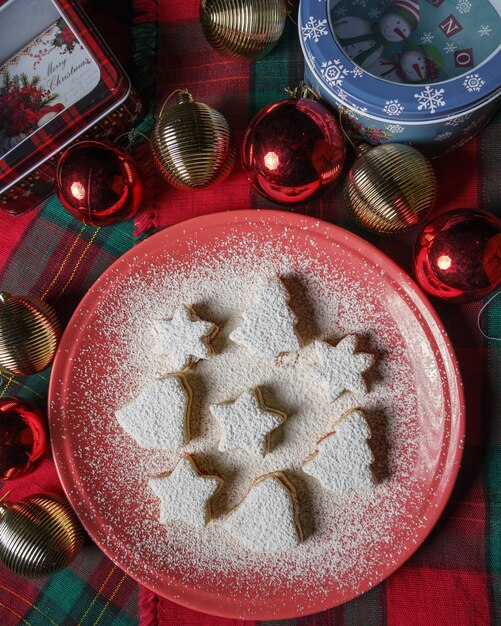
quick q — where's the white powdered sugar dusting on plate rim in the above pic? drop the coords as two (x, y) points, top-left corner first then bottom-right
(49, 215), (462, 616)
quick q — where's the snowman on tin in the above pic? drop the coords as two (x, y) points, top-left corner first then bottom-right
(332, 16), (384, 69)
(367, 43), (443, 82)
(378, 0), (420, 42)
(332, 0), (421, 69)
(398, 43), (443, 81)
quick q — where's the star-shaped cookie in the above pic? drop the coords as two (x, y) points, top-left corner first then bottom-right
(149, 456), (222, 527)
(115, 375), (191, 449)
(223, 472), (303, 552)
(309, 335), (374, 402)
(210, 388), (286, 457)
(153, 305), (218, 371)
(229, 277), (301, 358)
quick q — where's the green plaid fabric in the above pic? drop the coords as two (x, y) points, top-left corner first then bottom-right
(0, 195), (139, 625)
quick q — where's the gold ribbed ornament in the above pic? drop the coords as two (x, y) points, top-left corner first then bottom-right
(0, 493), (84, 577)
(0, 291), (61, 376)
(344, 143), (437, 234)
(151, 91), (236, 190)
(200, 0), (287, 60)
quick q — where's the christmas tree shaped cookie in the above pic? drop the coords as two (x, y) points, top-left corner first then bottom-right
(303, 410), (375, 492)
(309, 335), (374, 402)
(153, 305), (218, 371)
(210, 387), (286, 457)
(229, 277), (301, 358)
(149, 455), (222, 527)
(223, 472), (303, 552)
(115, 375), (191, 449)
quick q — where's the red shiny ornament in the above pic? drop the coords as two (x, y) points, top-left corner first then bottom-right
(414, 209), (501, 302)
(242, 95), (346, 204)
(56, 140), (143, 226)
(0, 398), (47, 480)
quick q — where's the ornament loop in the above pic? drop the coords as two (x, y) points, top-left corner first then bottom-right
(0, 491), (11, 517)
(477, 290), (501, 341)
(286, 82), (320, 101)
(115, 129), (151, 153)
(157, 89), (192, 119)
(286, 0), (298, 26)
(338, 107), (364, 153)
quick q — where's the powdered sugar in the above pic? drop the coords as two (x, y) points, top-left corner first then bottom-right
(153, 305), (217, 371)
(303, 410), (376, 492)
(115, 375), (191, 449)
(309, 336), (375, 402)
(223, 472), (302, 552)
(149, 456), (221, 527)
(50, 215), (461, 617)
(229, 276), (301, 357)
(210, 387), (286, 457)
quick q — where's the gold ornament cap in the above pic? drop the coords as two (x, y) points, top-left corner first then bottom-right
(0, 291), (61, 376)
(0, 492), (84, 577)
(200, 0), (288, 60)
(344, 143), (437, 235)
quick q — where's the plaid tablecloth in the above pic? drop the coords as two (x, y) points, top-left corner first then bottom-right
(0, 1), (500, 625)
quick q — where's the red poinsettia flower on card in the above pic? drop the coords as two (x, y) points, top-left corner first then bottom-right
(0, 73), (60, 138)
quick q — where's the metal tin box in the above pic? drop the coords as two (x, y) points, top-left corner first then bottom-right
(299, 0), (501, 157)
(0, 0), (142, 215)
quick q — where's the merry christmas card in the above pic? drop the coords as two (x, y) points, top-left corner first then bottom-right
(0, 9), (100, 158)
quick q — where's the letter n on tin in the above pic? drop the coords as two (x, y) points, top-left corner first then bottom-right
(439, 15), (463, 37)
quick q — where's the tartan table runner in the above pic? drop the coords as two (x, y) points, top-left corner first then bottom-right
(0, 1), (500, 625)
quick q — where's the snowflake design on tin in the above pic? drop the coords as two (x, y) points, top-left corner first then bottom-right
(321, 59), (349, 87)
(420, 32), (434, 44)
(414, 86), (446, 114)
(383, 100), (404, 116)
(434, 131), (453, 142)
(463, 73), (485, 92)
(368, 7), (382, 19)
(347, 106), (368, 121)
(478, 25), (491, 37)
(384, 123), (404, 134)
(445, 112), (472, 127)
(466, 116), (487, 131)
(302, 17), (328, 43)
(444, 42), (458, 54)
(353, 0), (368, 6)
(334, 5), (348, 17)
(351, 66), (364, 78)
(306, 48), (316, 67)
(456, 0), (471, 13)
(335, 88), (349, 101)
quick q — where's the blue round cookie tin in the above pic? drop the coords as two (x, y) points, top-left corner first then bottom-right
(299, 0), (501, 156)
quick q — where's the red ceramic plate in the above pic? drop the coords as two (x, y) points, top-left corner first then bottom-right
(49, 210), (464, 619)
